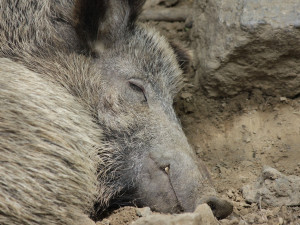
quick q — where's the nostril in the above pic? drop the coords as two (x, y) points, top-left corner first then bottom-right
(206, 197), (233, 220)
(206, 199), (217, 211)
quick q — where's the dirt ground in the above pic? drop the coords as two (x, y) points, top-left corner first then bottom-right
(97, 1), (300, 224)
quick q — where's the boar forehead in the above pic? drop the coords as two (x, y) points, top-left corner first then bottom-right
(97, 25), (183, 101)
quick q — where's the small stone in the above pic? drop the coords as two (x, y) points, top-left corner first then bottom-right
(162, 0), (178, 7)
(185, 21), (193, 29)
(226, 189), (235, 198)
(143, 0), (163, 8)
(135, 207), (152, 217)
(220, 218), (239, 225)
(194, 204), (219, 225)
(277, 135), (281, 140)
(238, 220), (248, 225)
(280, 97), (288, 102)
(132, 204), (218, 225)
(278, 217), (284, 225)
(262, 166), (282, 180)
(96, 219), (110, 225)
(181, 92), (193, 99)
(239, 208), (249, 216)
(239, 175), (248, 183)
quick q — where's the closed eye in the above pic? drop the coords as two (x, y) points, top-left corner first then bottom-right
(128, 79), (147, 103)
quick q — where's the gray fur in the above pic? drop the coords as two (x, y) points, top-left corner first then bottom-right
(0, 0), (232, 224)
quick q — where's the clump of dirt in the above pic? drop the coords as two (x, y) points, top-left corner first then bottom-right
(96, 207), (139, 225)
(96, 0), (300, 224)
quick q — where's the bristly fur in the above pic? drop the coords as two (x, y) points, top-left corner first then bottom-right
(169, 41), (193, 74)
(74, 0), (146, 50)
(0, 0), (213, 224)
(126, 0), (147, 27)
(74, 0), (107, 47)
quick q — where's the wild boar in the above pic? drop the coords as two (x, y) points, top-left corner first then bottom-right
(0, 0), (232, 224)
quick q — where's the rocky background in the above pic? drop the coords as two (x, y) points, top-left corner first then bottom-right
(97, 0), (300, 224)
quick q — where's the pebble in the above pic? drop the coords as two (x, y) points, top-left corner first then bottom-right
(280, 97), (288, 102)
(181, 92), (193, 99)
(163, 0), (178, 7)
(135, 207), (152, 217)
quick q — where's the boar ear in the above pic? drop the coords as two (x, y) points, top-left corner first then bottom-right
(74, 0), (146, 51)
(169, 41), (192, 74)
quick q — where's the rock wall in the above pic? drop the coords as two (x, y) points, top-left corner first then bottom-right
(243, 167), (300, 207)
(191, 0), (300, 97)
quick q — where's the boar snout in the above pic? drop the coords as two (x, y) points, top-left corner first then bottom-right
(168, 155), (233, 219)
(133, 121), (233, 219)
(135, 150), (233, 219)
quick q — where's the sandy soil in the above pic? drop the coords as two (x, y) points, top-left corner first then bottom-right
(96, 0), (300, 224)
